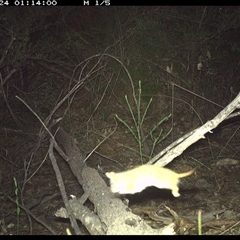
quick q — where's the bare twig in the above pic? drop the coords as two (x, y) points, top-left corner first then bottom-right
(49, 139), (82, 235)
(0, 73), (22, 127)
(16, 95), (82, 235)
(0, 34), (16, 66)
(149, 92), (240, 166)
(84, 120), (118, 163)
(5, 194), (57, 235)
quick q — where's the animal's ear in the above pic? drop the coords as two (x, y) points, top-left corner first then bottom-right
(105, 172), (115, 179)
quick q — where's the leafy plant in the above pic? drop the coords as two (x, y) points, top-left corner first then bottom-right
(116, 81), (172, 164)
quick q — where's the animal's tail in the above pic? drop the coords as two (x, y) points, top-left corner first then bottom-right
(178, 168), (196, 178)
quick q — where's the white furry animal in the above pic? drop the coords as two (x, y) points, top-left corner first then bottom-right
(106, 164), (195, 197)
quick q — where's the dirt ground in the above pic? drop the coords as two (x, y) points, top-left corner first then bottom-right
(1, 113), (240, 235)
